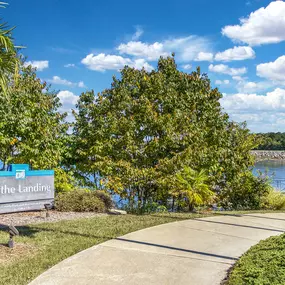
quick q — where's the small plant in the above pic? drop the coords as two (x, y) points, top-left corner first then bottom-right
(261, 188), (285, 210)
(171, 167), (214, 211)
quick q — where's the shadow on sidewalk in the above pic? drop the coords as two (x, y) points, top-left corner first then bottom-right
(193, 219), (285, 232)
(243, 214), (285, 222)
(115, 237), (238, 261)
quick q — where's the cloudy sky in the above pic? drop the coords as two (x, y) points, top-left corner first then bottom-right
(5, 0), (285, 132)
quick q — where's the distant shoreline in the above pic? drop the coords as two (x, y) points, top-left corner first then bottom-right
(251, 150), (285, 161)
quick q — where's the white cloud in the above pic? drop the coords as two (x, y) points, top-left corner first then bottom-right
(24, 60), (49, 71)
(47, 76), (86, 88)
(209, 64), (247, 76)
(132, 59), (153, 71)
(221, 88), (285, 112)
(57, 90), (78, 122)
(81, 53), (153, 72)
(215, 79), (230, 85)
(182, 64), (192, 70)
(222, 1), (285, 46)
(58, 90), (78, 106)
(64, 63), (75, 68)
(214, 46), (255, 61)
(78, 81), (87, 88)
(232, 76), (244, 81)
(132, 26), (144, 40)
(223, 89), (285, 110)
(117, 41), (168, 61)
(256, 55), (285, 82)
(221, 88), (285, 132)
(164, 36), (212, 61)
(116, 35), (212, 62)
(194, 52), (214, 61)
(48, 76), (74, 86)
(236, 81), (275, 93)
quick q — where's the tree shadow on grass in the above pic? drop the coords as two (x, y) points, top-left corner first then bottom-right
(0, 224), (115, 241)
(0, 223), (39, 239)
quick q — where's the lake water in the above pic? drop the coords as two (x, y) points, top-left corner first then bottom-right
(253, 160), (285, 191)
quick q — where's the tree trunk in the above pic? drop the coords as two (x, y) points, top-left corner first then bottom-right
(172, 197), (175, 212)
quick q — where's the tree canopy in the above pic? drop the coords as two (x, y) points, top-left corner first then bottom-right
(0, 4), (272, 211)
(255, 132), (285, 150)
(72, 56), (260, 210)
(0, 64), (69, 170)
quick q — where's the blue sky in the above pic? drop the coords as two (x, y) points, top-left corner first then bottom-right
(3, 0), (285, 132)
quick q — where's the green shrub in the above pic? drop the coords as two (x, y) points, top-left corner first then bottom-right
(227, 234), (285, 284)
(220, 171), (271, 210)
(261, 188), (285, 210)
(93, 190), (113, 209)
(55, 189), (112, 212)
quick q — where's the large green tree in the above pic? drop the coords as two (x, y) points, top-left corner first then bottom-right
(73, 56), (259, 210)
(0, 65), (68, 170)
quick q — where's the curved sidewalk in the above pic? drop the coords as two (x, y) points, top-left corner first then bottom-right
(29, 213), (285, 285)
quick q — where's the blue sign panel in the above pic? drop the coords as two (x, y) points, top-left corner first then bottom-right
(0, 164), (54, 214)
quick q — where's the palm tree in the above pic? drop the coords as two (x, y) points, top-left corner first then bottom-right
(0, 2), (19, 93)
(174, 166), (214, 211)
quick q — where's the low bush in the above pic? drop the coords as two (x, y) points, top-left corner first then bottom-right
(55, 189), (112, 212)
(226, 234), (285, 285)
(93, 190), (114, 209)
(220, 171), (272, 210)
(261, 188), (285, 210)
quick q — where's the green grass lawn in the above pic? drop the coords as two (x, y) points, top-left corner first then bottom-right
(1, 211), (285, 285)
(0, 212), (206, 285)
(226, 233), (285, 285)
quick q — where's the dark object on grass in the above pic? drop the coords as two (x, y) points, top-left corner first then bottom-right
(44, 203), (52, 218)
(8, 225), (19, 248)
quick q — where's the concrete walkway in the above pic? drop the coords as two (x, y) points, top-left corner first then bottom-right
(29, 213), (285, 285)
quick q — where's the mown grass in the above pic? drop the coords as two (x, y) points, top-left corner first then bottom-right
(226, 233), (285, 285)
(1, 210), (285, 285)
(0, 212), (206, 285)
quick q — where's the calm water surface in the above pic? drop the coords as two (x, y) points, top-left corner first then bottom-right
(253, 160), (285, 190)
(253, 160), (285, 179)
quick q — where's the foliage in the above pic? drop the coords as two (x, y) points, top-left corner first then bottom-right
(170, 167), (214, 210)
(55, 189), (112, 212)
(72, 56), (259, 211)
(219, 171), (272, 210)
(227, 233), (285, 285)
(255, 132), (285, 150)
(0, 65), (69, 170)
(0, 3), (20, 93)
(125, 201), (168, 214)
(93, 190), (114, 209)
(54, 168), (76, 193)
(261, 188), (285, 210)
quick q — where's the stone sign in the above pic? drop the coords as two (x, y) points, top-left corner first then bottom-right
(0, 164), (54, 214)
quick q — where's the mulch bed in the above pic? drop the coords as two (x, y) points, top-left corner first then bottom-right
(0, 211), (107, 227)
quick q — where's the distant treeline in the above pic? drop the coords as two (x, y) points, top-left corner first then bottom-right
(255, 133), (285, 150)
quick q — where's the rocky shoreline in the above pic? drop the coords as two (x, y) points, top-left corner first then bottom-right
(251, 150), (285, 161)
